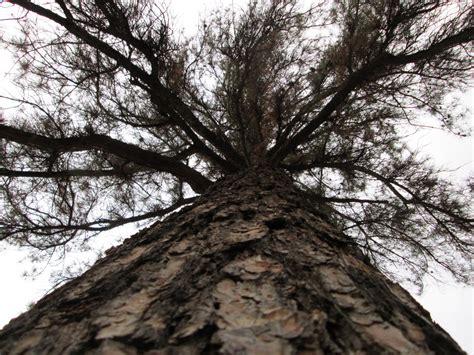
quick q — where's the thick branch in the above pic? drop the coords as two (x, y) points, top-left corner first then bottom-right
(269, 27), (474, 164)
(0, 168), (129, 178)
(285, 161), (473, 224)
(317, 196), (392, 205)
(2, 197), (197, 243)
(0, 124), (212, 193)
(12, 0), (245, 171)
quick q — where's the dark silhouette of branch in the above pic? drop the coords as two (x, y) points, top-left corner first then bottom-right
(2, 197), (197, 244)
(0, 124), (211, 193)
(269, 28), (474, 163)
(0, 168), (129, 178)
(11, 0), (246, 171)
(285, 160), (473, 225)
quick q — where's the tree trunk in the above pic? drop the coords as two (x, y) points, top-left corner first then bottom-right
(0, 168), (465, 354)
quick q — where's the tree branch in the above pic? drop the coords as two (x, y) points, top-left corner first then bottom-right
(12, 0), (245, 171)
(269, 27), (474, 164)
(0, 168), (129, 178)
(316, 196), (392, 205)
(2, 197), (197, 242)
(285, 160), (473, 224)
(0, 124), (212, 193)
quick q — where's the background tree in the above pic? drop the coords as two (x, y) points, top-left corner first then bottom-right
(0, 0), (473, 353)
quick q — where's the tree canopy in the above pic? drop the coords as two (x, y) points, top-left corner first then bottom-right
(0, 0), (472, 287)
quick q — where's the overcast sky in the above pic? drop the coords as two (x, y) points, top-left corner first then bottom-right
(0, 0), (472, 353)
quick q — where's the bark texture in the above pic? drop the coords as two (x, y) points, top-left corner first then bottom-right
(0, 168), (465, 354)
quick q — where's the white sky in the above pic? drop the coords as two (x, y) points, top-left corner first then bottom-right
(0, 0), (472, 353)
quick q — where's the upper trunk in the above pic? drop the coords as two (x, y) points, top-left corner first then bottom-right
(0, 168), (465, 354)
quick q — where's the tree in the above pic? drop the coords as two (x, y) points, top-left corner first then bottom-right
(0, 0), (472, 353)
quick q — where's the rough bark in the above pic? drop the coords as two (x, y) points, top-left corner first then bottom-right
(0, 168), (465, 354)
